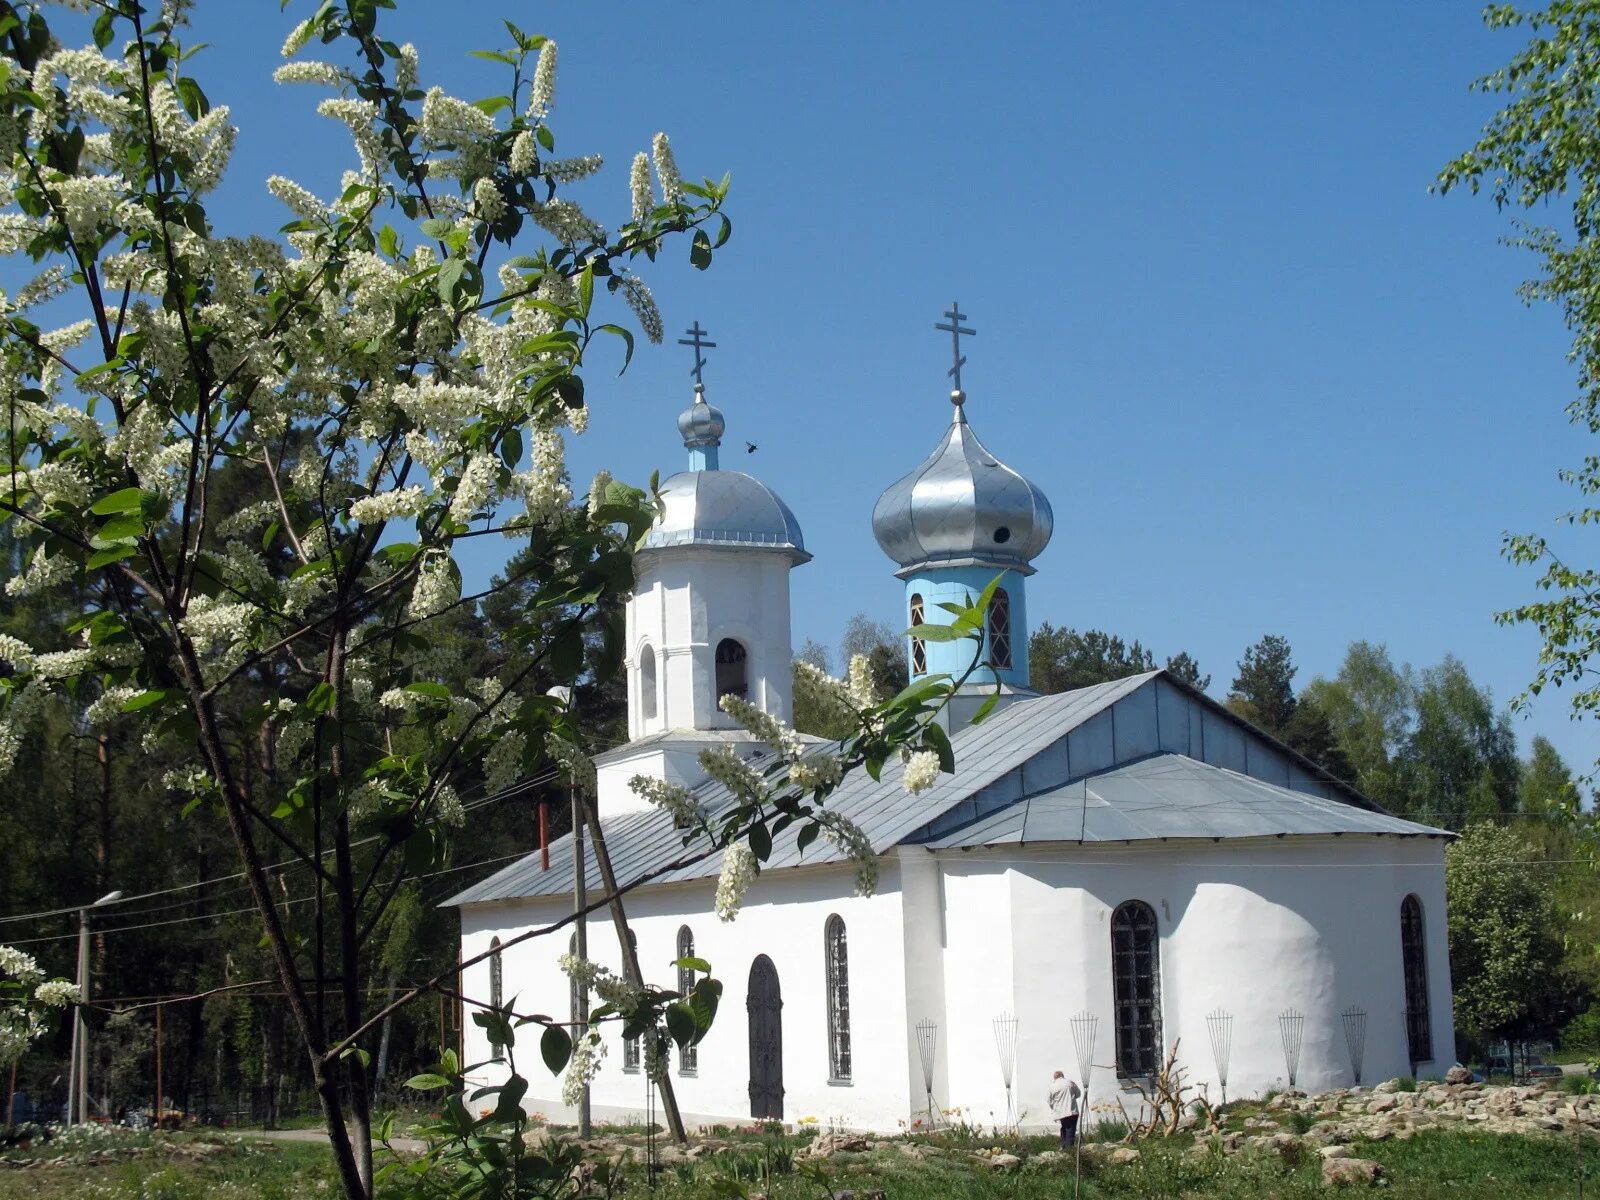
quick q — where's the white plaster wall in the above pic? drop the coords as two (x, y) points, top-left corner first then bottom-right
(997, 836), (1455, 1130)
(457, 834), (1453, 1134)
(625, 549), (795, 740)
(938, 861), (1015, 1125)
(459, 862), (912, 1131)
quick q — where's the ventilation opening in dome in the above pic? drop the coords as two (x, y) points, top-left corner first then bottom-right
(994, 526), (1011, 544)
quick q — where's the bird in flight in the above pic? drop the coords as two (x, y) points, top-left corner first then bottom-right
(745, 441), (758, 454)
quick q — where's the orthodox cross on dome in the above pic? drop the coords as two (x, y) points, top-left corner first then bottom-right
(678, 321), (717, 390)
(934, 302), (976, 398)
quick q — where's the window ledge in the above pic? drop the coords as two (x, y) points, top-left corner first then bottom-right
(622, 1066), (641, 1075)
(826, 1077), (853, 1087)
(678, 1069), (698, 1079)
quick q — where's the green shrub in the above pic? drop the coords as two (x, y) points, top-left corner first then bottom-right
(1563, 1008), (1600, 1055)
(1396, 1077), (1418, 1092)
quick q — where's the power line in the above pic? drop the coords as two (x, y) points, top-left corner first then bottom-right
(0, 767), (561, 928)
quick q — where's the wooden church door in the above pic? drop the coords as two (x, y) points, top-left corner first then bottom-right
(746, 955), (784, 1119)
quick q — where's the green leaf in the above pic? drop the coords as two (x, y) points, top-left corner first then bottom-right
(405, 1073), (451, 1092)
(666, 1002), (698, 1049)
(403, 681), (452, 701)
(86, 545), (137, 570)
(89, 487), (146, 516)
(175, 76), (209, 119)
(796, 823), (820, 854)
(499, 426), (523, 468)
(540, 1024), (572, 1075)
(304, 681), (337, 715)
(121, 689), (174, 713)
(922, 720), (956, 775)
(748, 823), (772, 862)
(436, 258), (467, 306)
(906, 622), (968, 643)
(713, 214), (733, 249)
(971, 689), (1000, 725)
(689, 229), (712, 270)
(671, 956), (711, 974)
(377, 224), (398, 258)
(597, 323), (635, 375)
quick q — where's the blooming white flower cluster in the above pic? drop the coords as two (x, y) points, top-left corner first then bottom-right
(789, 753), (844, 793)
(5, 547), (72, 598)
(528, 41), (558, 120)
(847, 654), (879, 707)
(406, 554), (459, 621)
(0, 943), (76, 1067)
(718, 693), (804, 761)
(594, 972), (644, 1012)
(561, 1032), (605, 1107)
(557, 953), (602, 991)
(547, 736), (596, 792)
(817, 810), (878, 896)
(349, 484), (428, 525)
(698, 745), (765, 805)
(714, 842), (757, 922)
(618, 274), (663, 344)
(84, 686), (138, 728)
(483, 729), (527, 796)
(0, 634), (35, 675)
(629, 152), (652, 225)
(627, 775), (704, 827)
(902, 748), (941, 795)
(651, 133), (681, 206)
(587, 470), (612, 520)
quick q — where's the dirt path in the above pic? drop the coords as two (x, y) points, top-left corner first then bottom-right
(244, 1127), (427, 1155)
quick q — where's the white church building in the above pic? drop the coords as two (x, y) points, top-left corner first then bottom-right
(446, 329), (1454, 1131)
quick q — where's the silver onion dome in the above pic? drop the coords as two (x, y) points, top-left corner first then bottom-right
(677, 386), (725, 448)
(872, 397), (1053, 577)
(644, 471), (810, 561)
(643, 384), (810, 564)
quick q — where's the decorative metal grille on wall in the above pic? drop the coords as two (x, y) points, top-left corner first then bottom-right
(909, 594), (927, 674)
(987, 587), (1012, 670)
(623, 930), (641, 1071)
(824, 915), (851, 1081)
(1111, 900), (1162, 1078)
(677, 925), (698, 1074)
(1401, 894), (1431, 1064)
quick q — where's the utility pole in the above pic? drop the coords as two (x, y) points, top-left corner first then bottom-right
(66, 889), (121, 1124)
(572, 782), (591, 1139)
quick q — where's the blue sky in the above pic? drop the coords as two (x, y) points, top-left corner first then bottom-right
(33, 3), (1600, 772)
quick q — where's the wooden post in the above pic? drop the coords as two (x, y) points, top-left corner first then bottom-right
(539, 800), (550, 871)
(572, 786), (590, 1138)
(154, 1002), (163, 1130)
(579, 790), (688, 1144)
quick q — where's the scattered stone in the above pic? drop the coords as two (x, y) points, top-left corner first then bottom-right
(1446, 1066), (1474, 1085)
(1107, 1146), (1141, 1165)
(1319, 1145), (1352, 1160)
(1322, 1156), (1386, 1188)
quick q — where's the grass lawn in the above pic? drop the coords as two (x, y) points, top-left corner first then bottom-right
(2, 1122), (1598, 1197)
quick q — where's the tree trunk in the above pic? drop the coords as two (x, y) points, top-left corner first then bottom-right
(579, 791), (688, 1144)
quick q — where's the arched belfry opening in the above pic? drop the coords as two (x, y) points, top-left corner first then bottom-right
(716, 638), (749, 700)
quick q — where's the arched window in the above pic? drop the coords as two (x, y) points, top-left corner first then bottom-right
(987, 587), (1013, 671)
(677, 926), (698, 1075)
(909, 594), (927, 675)
(1401, 895), (1431, 1064)
(623, 930), (642, 1071)
(825, 915), (851, 1082)
(1111, 900), (1162, 1078)
(715, 639), (748, 700)
(640, 645), (658, 722)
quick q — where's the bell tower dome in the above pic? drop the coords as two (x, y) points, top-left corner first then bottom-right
(871, 304), (1053, 706)
(596, 324), (810, 815)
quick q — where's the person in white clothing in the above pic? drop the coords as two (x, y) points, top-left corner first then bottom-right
(1048, 1069), (1081, 1148)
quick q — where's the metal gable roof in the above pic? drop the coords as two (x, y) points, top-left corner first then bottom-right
(918, 753), (1449, 848)
(441, 670), (1417, 908)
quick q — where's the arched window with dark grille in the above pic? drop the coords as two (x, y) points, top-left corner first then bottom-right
(715, 639), (748, 700)
(909, 594), (927, 675)
(1111, 900), (1161, 1078)
(677, 925), (699, 1075)
(1401, 895), (1432, 1064)
(640, 644), (658, 722)
(825, 915), (851, 1081)
(623, 930), (642, 1071)
(987, 587), (1013, 671)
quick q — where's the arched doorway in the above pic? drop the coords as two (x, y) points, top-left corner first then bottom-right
(746, 955), (783, 1119)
